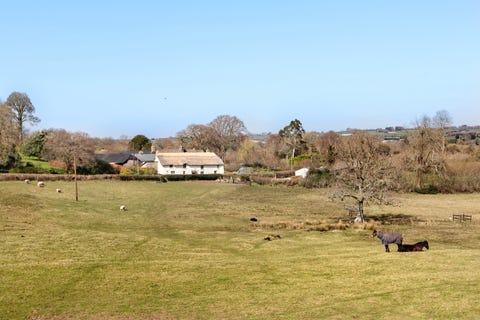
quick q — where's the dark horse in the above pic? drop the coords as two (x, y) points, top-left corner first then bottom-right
(399, 240), (429, 252)
(371, 230), (403, 252)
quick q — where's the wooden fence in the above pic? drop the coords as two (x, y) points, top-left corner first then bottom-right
(452, 214), (472, 222)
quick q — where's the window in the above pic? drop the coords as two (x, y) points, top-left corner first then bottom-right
(170, 171), (175, 174)
(183, 163), (187, 168)
(200, 165), (204, 169)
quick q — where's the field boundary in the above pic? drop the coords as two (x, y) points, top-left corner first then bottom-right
(452, 214), (472, 222)
(0, 173), (222, 182)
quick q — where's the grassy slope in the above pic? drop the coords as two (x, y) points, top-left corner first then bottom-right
(0, 181), (479, 319)
(21, 156), (55, 169)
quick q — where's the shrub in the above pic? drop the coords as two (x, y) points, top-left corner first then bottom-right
(0, 146), (21, 171)
(415, 184), (439, 194)
(119, 166), (157, 176)
(303, 168), (333, 188)
(76, 159), (116, 175)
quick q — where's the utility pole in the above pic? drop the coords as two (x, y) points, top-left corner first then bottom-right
(74, 152), (78, 201)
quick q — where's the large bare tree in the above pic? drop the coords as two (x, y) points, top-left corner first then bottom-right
(432, 110), (452, 155)
(313, 131), (341, 167)
(43, 129), (94, 172)
(404, 115), (446, 190)
(177, 124), (219, 152)
(0, 102), (15, 148)
(209, 115), (246, 160)
(5, 92), (40, 145)
(0, 102), (19, 169)
(177, 115), (246, 161)
(238, 138), (264, 166)
(334, 131), (396, 222)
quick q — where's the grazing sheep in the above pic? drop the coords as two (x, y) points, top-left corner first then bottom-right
(37, 181), (45, 188)
(25, 179), (30, 184)
(120, 205), (127, 211)
(56, 188), (62, 193)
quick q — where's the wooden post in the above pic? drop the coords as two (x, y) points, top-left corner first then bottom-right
(74, 153), (78, 201)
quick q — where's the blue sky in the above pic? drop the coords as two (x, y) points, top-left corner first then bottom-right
(1, 1), (479, 138)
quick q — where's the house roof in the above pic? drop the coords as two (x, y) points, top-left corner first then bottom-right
(134, 153), (155, 162)
(96, 151), (156, 165)
(156, 152), (224, 166)
(96, 152), (136, 165)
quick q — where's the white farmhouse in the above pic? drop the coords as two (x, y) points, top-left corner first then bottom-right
(155, 152), (224, 175)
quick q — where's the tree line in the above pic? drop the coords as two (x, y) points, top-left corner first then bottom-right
(2, 92), (480, 202)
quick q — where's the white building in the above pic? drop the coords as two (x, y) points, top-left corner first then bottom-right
(155, 152), (224, 175)
(295, 167), (309, 178)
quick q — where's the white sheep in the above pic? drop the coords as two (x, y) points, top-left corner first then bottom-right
(56, 188), (62, 193)
(37, 181), (45, 187)
(25, 179), (30, 184)
(120, 205), (127, 211)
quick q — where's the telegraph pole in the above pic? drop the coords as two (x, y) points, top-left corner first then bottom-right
(74, 152), (78, 201)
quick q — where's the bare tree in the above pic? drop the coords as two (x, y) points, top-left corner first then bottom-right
(43, 129), (94, 172)
(42, 129), (95, 201)
(5, 92), (40, 145)
(151, 137), (180, 152)
(209, 115), (247, 161)
(0, 102), (19, 169)
(238, 138), (264, 165)
(0, 102), (15, 148)
(404, 116), (445, 190)
(432, 110), (452, 155)
(177, 115), (246, 161)
(334, 131), (396, 223)
(314, 131), (341, 167)
(264, 134), (284, 169)
(177, 124), (219, 152)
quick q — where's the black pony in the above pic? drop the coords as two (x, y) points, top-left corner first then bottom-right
(399, 240), (429, 252)
(371, 230), (403, 252)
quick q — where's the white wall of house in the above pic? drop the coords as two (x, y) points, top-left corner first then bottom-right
(157, 163), (224, 175)
(155, 152), (224, 175)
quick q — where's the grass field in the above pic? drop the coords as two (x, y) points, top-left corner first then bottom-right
(1, 180), (480, 319)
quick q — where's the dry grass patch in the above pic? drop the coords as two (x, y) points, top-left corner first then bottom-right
(251, 219), (352, 232)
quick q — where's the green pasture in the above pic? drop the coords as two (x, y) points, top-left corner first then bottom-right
(1, 180), (479, 319)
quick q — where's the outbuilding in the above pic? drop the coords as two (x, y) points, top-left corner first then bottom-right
(295, 167), (309, 178)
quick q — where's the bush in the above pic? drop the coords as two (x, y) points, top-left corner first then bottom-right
(77, 159), (116, 175)
(119, 167), (157, 176)
(0, 146), (21, 171)
(415, 184), (439, 194)
(161, 174), (222, 182)
(22, 130), (47, 157)
(303, 168), (333, 188)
